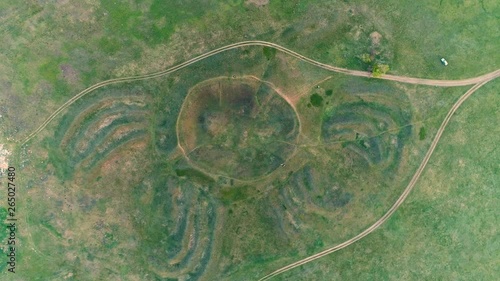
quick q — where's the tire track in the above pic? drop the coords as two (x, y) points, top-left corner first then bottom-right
(257, 80), (493, 280)
(17, 40), (499, 280)
(20, 41), (500, 145)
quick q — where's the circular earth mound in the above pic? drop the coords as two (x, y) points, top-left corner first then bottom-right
(178, 77), (299, 180)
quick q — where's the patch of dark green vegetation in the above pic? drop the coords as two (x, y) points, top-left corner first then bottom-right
(46, 144), (74, 181)
(306, 237), (325, 255)
(102, 232), (118, 249)
(98, 37), (121, 55)
(0, 207), (8, 242)
(132, 175), (189, 258)
(325, 89), (333, 96)
(263, 46), (277, 60)
(310, 93), (324, 107)
(40, 217), (63, 239)
(38, 59), (64, 83)
(419, 126), (427, 140)
(150, 77), (197, 155)
(153, 115), (179, 155)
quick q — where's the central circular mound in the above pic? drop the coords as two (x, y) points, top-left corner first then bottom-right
(177, 77), (299, 180)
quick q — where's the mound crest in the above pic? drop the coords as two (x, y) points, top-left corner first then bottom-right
(177, 77), (299, 180)
(137, 177), (217, 280)
(320, 83), (412, 172)
(48, 89), (151, 179)
(272, 78), (414, 241)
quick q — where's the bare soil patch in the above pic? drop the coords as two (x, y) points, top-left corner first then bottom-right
(60, 64), (80, 84)
(246, 0), (269, 7)
(370, 31), (382, 46)
(0, 144), (10, 170)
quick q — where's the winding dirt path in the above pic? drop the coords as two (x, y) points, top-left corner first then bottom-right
(257, 79), (495, 280)
(18, 40), (499, 280)
(20, 41), (500, 145)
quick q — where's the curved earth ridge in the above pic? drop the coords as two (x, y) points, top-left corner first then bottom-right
(258, 79), (495, 280)
(21, 40), (500, 145)
(18, 41), (500, 280)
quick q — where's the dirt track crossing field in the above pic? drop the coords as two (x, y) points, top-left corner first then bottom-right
(19, 40), (500, 280)
(21, 41), (500, 145)
(257, 80), (493, 280)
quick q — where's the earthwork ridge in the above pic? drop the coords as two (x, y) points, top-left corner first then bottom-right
(20, 41), (500, 280)
(46, 86), (218, 279)
(278, 80), (413, 240)
(54, 92), (151, 174)
(320, 84), (412, 171)
(147, 180), (217, 280)
(21, 41), (500, 145)
(258, 79), (496, 280)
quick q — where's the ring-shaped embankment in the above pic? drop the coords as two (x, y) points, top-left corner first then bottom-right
(177, 77), (299, 180)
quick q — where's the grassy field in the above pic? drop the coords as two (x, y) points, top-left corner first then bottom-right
(0, 1), (498, 280)
(1, 0), (498, 140)
(274, 79), (500, 281)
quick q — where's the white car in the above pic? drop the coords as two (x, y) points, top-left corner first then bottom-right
(440, 58), (448, 66)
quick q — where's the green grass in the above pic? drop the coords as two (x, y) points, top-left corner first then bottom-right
(3, 1), (498, 280)
(309, 93), (323, 107)
(219, 185), (254, 205)
(263, 46), (277, 60)
(274, 79), (500, 281)
(15, 52), (473, 281)
(269, 0), (309, 20)
(38, 59), (63, 83)
(419, 126), (427, 140)
(40, 219), (63, 239)
(178, 77), (299, 180)
(98, 37), (121, 55)
(174, 167), (215, 185)
(100, 0), (216, 45)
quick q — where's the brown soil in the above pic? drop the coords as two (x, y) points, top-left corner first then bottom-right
(99, 137), (147, 176)
(0, 144), (10, 170)
(370, 31), (382, 46)
(246, 0), (269, 7)
(60, 64), (80, 84)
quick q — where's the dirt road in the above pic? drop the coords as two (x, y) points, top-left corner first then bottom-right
(257, 79), (494, 280)
(18, 40), (500, 280)
(21, 41), (500, 145)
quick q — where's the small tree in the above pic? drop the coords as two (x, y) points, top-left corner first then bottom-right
(372, 63), (390, 77)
